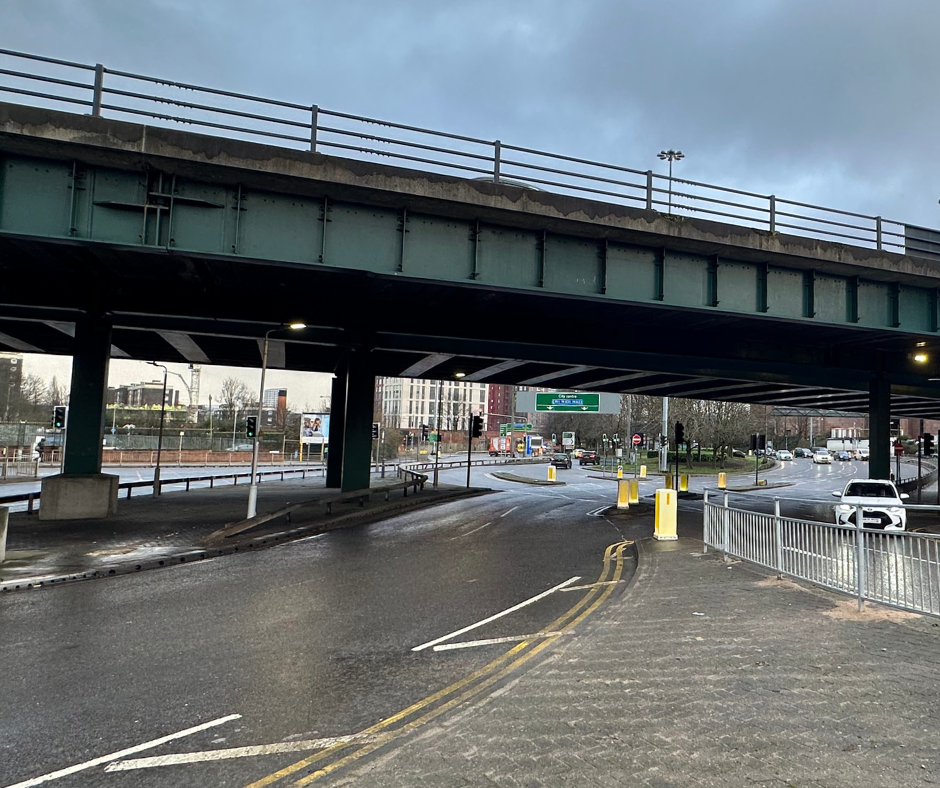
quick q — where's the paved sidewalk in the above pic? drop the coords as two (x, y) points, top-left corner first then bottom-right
(0, 476), (483, 589)
(337, 518), (940, 786)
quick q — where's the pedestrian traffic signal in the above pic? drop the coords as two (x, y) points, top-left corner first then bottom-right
(675, 422), (685, 446)
(471, 415), (484, 438)
(371, 422), (380, 440)
(52, 405), (66, 429)
(245, 416), (257, 438)
(924, 433), (935, 457)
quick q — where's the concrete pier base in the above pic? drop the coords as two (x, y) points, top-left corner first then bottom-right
(39, 474), (119, 521)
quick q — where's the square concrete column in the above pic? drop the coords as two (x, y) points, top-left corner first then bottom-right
(40, 315), (119, 520)
(325, 358), (348, 489)
(869, 375), (891, 480)
(340, 350), (376, 492)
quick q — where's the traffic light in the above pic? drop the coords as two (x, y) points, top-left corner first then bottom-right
(471, 415), (484, 438)
(245, 416), (257, 438)
(421, 424), (429, 441)
(371, 422), (380, 440)
(52, 406), (66, 429)
(890, 418), (901, 433)
(675, 422), (685, 446)
(924, 433), (935, 457)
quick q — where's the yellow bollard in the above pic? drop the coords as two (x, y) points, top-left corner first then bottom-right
(548, 465), (557, 482)
(654, 488), (678, 541)
(628, 478), (640, 504)
(664, 475), (673, 490)
(639, 464), (647, 479)
(617, 466), (623, 479)
(717, 471), (727, 489)
(616, 479), (630, 510)
(679, 474), (689, 492)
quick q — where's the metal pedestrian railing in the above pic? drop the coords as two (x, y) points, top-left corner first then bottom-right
(0, 48), (936, 259)
(704, 492), (940, 617)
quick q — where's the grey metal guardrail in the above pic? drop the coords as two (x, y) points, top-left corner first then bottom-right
(397, 457), (548, 474)
(0, 48), (934, 260)
(0, 466), (315, 514)
(704, 491), (940, 618)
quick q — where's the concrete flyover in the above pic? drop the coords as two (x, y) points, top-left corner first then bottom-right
(2, 52), (940, 509)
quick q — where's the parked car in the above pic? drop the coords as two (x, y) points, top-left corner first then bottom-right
(775, 450), (793, 460)
(551, 453), (572, 469)
(836, 451), (851, 461)
(833, 479), (908, 531)
(812, 448), (832, 464)
(579, 450), (598, 466)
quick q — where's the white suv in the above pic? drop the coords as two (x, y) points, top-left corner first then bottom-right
(833, 479), (908, 531)
(812, 448), (832, 464)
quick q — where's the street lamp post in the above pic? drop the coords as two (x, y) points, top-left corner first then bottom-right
(247, 322), (306, 519)
(657, 149), (685, 215)
(148, 361), (168, 496)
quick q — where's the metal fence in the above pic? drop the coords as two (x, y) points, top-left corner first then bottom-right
(0, 48), (935, 259)
(704, 492), (940, 617)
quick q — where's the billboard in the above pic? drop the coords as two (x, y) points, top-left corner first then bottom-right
(301, 413), (330, 444)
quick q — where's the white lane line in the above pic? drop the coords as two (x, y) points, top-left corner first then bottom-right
(559, 580), (626, 592)
(411, 576), (581, 652)
(500, 506), (519, 518)
(452, 522), (493, 539)
(431, 631), (573, 651)
(104, 733), (372, 771)
(3, 714), (241, 788)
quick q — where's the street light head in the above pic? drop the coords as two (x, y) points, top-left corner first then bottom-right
(454, 372), (466, 378)
(914, 353), (929, 364)
(288, 322), (307, 330)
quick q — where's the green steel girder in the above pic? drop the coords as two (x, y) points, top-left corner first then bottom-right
(3, 153), (940, 338)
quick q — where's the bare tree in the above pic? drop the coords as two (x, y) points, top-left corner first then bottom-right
(218, 377), (253, 415)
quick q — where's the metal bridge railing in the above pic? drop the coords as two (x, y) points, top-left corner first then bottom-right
(1, 48), (936, 261)
(704, 491), (940, 617)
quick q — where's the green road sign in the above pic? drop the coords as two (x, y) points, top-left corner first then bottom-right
(535, 393), (600, 412)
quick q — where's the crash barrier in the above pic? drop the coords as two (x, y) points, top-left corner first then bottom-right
(0, 467), (314, 514)
(398, 457), (548, 474)
(704, 491), (940, 617)
(205, 472), (429, 544)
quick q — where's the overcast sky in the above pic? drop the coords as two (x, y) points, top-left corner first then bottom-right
(4, 0), (940, 400)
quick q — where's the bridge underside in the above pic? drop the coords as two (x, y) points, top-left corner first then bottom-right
(2, 233), (939, 417)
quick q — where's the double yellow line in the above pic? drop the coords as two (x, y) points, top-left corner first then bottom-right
(242, 540), (633, 788)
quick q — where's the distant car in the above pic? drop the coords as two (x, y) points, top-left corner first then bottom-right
(812, 449), (832, 464)
(775, 450), (793, 460)
(833, 479), (908, 531)
(793, 448), (809, 458)
(571, 448), (585, 459)
(836, 451), (851, 461)
(551, 453), (572, 469)
(579, 450), (598, 466)
(857, 448), (870, 461)
(731, 449), (747, 458)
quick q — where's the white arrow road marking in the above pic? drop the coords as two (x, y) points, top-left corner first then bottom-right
(432, 632), (574, 651)
(586, 506), (610, 517)
(412, 576), (581, 651)
(104, 733), (374, 771)
(3, 714), (241, 788)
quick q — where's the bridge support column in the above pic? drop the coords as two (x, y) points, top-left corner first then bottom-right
(325, 358), (348, 489)
(40, 315), (119, 520)
(869, 375), (891, 480)
(340, 350), (376, 492)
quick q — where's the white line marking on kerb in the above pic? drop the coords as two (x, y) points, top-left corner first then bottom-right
(500, 506), (518, 518)
(3, 714), (241, 788)
(104, 733), (373, 771)
(432, 631), (573, 651)
(411, 576), (581, 652)
(559, 580), (625, 592)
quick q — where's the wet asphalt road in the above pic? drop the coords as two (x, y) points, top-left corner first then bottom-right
(0, 464), (636, 788)
(1, 458), (934, 788)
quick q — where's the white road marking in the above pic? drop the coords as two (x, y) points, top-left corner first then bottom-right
(3, 714), (241, 788)
(500, 506), (519, 518)
(104, 734), (372, 771)
(559, 580), (625, 592)
(431, 631), (573, 651)
(411, 576), (581, 652)
(586, 506), (610, 517)
(452, 522), (493, 538)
